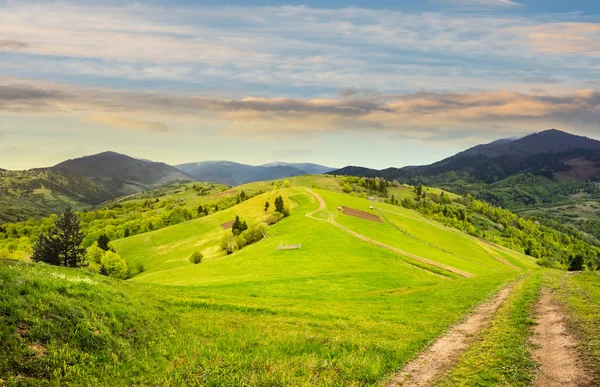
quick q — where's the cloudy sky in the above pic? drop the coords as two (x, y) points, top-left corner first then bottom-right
(1, 0), (600, 170)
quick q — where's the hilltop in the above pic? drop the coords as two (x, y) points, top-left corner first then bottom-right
(54, 151), (193, 194)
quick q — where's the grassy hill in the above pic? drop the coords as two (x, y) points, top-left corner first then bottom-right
(5, 174), (592, 385)
(0, 168), (119, 223)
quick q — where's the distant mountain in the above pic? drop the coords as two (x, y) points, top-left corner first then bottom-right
(331, 129), (600, 209)
(260, 162), (335, 175)
(54, 151), (193, 194)
(176, 161), (305, 186)
(0, 168), (120, 222)
(333, 130), (600, 183)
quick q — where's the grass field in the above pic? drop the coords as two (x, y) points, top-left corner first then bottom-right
(2, 176), (547, 385)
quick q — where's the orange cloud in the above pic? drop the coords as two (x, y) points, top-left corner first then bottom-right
(87, 114), (170, 133)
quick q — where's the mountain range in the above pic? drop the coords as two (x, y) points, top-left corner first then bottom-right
(1, 129), (599, 223)
(175, 161), (335, 186)
(331, 129), (600, 209)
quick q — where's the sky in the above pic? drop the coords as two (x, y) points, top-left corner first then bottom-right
(1, 0), (600, 170)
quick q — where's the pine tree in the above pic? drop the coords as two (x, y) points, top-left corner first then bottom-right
(97, 234), (110, 251)
(275, 196), (285, 213)
(32, 208), (86, 268)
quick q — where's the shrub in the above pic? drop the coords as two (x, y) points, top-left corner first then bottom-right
(86, 242), (105, 264)
(100, 251), (129, 279)
(87, 261), (101, 274)
(268, 212), (284, 225)
(234, 235), (247, 249)
(189, 252), (203, 264)
(242, 223), (268, 245)
(221, 233), (238, 255)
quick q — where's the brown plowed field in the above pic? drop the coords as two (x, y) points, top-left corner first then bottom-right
(342, 206), (383, 223)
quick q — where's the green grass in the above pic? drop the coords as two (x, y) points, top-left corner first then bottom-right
(2, 176), (544, 385)
(0, 260), (183, 386)
(436, 271), (542, 386)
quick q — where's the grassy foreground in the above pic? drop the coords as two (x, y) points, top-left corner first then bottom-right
(2, 179), (541, 385)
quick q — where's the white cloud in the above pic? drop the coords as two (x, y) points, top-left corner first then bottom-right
(0, 2), (598, 95)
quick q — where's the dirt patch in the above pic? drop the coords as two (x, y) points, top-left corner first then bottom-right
(532, 289), (592, 387)
(221, 221), (234, 230)
(342, 206), (382, 223)
(386, 283), (515, 387)
(28, 343), (46, 358)
(212, 189), (236, 198)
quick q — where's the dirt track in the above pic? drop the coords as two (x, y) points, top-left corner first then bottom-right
(386, 282), (516, 387)
(305, 189), (473, 278)
(532, 289), (592, 387)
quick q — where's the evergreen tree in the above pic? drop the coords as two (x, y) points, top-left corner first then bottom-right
(32, 208), (86, 268)
(275, 196), (285, 213)
(97, 234), (110, 251)
(264, 201), (270, 212)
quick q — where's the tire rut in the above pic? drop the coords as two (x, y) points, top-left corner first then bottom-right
(531, 288), (592, 387)
(385, 282), (516, 387)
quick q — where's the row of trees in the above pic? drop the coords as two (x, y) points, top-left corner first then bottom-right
(341, 176), (396, 196)
(221, 195), (289, 255)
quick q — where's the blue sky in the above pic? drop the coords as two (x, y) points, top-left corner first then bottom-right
(1, 0), (600, 170)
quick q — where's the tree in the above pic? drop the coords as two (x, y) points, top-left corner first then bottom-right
(232, 215), (248, 236)
(264, 201), (270, 212)
(97, 234), (110, 251)
(275, 196), (285, 213)
(32, 208), (86, 268)
(569, 254), (584, 271)
(197, 205), (205, 216)
(221, 233), (238, 255)
(240, 190), (247, 201)
(283, 180), (290, 188)
(190, 252), (203, 264)
(100, 251), (129, 279)
(86, 242), (105, 264)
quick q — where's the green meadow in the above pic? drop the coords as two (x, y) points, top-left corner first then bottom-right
(2, 176), (547, 385)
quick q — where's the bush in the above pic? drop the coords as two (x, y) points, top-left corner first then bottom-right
(234, 235), (247, 249)
(242, 223), (268, 244)
(86, 261), (101, 273)
(189, 252), (203, 264)
(221, 233), (238, 255)
(86, 242), (105, 264)
(269, 212), (284, 225)
(100, 251), (129, 279)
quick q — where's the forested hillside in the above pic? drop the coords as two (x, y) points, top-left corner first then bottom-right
(0, 168), (119, 223)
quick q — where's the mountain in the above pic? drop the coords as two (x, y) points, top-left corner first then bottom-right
(331, 129), (600, 210)
(176, 161), (310, 186)
(54, 151), (193, 194)
(260, 162), (335, 175)
(333, 130), (600, 183)
(0, 168), (120, 222)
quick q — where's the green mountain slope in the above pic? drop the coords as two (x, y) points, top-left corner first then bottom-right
(0, 168), (119, 222)
(54, 151), (194, 194)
